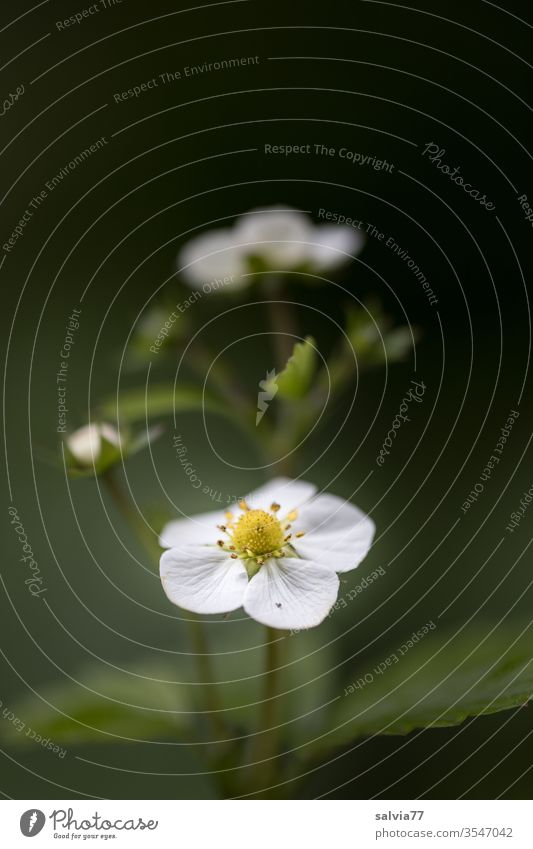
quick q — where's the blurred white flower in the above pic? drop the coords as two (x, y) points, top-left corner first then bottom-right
(66, 423), (120, 466)
(160, 476), (375, 630)
(178, 230), (248, 289)
(234, 206), (313, 267)
(177, 206), (364, 290)
(308, 224), (363, 271)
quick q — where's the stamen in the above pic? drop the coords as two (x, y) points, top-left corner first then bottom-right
(230, 553), (238, 559)
(217, 524), (227, 532)
(217, 540), (224, 547)
(270, 502), (281, 512)
(295, 531), (305, 538)
(239, 499), (250, 511)
(287, 510), (298, 521)
(284, 534), (292, 541)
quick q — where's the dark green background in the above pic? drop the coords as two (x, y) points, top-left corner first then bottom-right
(1, 0), (532, 798)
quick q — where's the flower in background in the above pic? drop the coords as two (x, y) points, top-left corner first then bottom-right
(178, 230), (250, 290)
(177, 206), (365, 290)
(66, 423), (120, 467)
(159, 477), (375, 629)
(65, 421), (162, 477)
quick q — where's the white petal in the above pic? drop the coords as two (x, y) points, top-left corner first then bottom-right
(99, 423), (120, 447)
(243, 557), (339, 629)
(292, 493), (375, 573)
(245, 476), (317, 515)
(234, 206), (313, 268)
(67, 424), (103, 464)
(160, 546), (247, 614)
(309, 225), (365, 271)
(159, 507), (227, 549)
(177, 230), (248, 289)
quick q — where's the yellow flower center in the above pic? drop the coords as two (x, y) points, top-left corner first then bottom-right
(231, 509), (285, 556)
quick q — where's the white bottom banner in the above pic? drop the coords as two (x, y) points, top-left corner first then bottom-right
(0, 800), (531, 848)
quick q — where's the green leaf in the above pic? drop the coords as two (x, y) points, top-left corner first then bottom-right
(275, 336), (317, 399)
(100, 384), (224, 423)
(384, 326), (415, 361)
(0, 662), (192, 746)
(345, 302), (415, 367)
(324, 622), (533, 748)
(127, 424), (165, 455)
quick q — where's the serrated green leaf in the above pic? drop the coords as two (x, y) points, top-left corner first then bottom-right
(324, 623), (533, 748)
(275, 336), (317, 399)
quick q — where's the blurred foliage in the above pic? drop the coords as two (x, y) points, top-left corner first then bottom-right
(274, 336), (318, 400)
(100, 384), (224, 423)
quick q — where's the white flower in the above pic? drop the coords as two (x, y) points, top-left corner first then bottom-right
(177, 230), (248, 289)
(308, 224), (363, 271)
(159, 477), (375, 630)
(66, 423), (120, 466)
(234, 206), (313, 267)
(177, 206), (364, 290)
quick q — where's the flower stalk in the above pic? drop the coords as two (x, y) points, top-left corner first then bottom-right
(247, 626), (284, 796)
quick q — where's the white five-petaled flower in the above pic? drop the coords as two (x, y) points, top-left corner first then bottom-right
(177, 206), (365, 290)
(159, 477), (375, 630)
